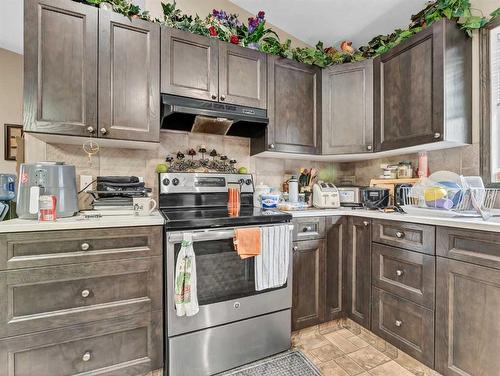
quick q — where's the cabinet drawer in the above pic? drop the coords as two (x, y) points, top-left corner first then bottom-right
(0, 313), (154, 376)
(0, 257), (161, 337)
(292, 217), (325, 241)
(372, 287), (434, 367)
(372, 220), (435, 254)
(372, 244), (435, 308)
(437, 226), (500, 269)
(0, 226), (162, 270)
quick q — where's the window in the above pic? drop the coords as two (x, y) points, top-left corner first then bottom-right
(481, 17), (500, 186)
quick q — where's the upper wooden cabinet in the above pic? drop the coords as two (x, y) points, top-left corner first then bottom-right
(374, 19), (472, 151)
(253, 56), (321, 155)
(24, 0), (160, 142)
(322, 60), (373, 154)
(161, 28), (267, 108)
(24, 0), (98, 137)
(99, 11), (160, 142)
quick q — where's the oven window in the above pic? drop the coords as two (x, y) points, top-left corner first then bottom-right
(174, 239), (285, 305)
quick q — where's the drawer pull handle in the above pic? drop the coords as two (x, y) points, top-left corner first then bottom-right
(303, 226), (313, 232)
(396, 270), (404, 276)
(81, 242), (90, 251)
(81, 289), (91, 298)
(82, 351), (92, 362)
(363, 221), (369, 227)
(293, 246), (298, 252)
(395, 231), (405, 239)
(395, 320), (403, 327)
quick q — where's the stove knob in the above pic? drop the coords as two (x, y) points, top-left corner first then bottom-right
(238, 178), (245, 185)
(245, 179), (252, 185)
(172, 178), (180, 186)
(162, 178), (170, 186)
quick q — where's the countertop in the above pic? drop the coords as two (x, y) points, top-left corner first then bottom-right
(0, 211), (165, 233)
(286, 207), (500, 233)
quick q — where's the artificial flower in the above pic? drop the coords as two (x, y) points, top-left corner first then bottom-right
(208, 26), (217, 37)
(230, 35), (240, 44)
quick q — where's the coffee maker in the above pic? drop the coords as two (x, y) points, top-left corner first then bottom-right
(0, 174), (16, 220)
(16, 162), (78, 219)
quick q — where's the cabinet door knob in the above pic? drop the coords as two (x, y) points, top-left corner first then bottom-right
(81, 289), (91, 298)
(100, 128), (107, 135)
(82, 351), (92, 362)
(292, 246), (298, 252)
(303, 226), (312, 232)
(396, 269), (404, 276)
(86, 126), (95, 134)
(395, 320), (403, 327)
(363, 221), (369, 227)
(81, 242), (90, 251)
(211, 94), (217, 100)
(220, 95), (226, 101)
(269, 144), (275, 150)
(433, 132), (441, 139)
(366, 145), (372, 151)
(395, 231), (405, 239)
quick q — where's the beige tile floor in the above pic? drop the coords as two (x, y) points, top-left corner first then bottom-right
(293, 318), (442, 376)
(146, 318), (442, 375)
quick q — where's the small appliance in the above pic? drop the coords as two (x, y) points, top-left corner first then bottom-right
(362, 187), (390, 209)
(16, 162), (78, 219)
(312, 182), (340, 209)
(0, 174), (16, 220)
(337, 186), (363, 207)
(395, 183), (413, 206)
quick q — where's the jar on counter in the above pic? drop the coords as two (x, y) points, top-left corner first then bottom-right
(397, 161), (413, 178)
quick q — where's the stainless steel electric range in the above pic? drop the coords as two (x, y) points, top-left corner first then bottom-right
(159, 172), (293, 376)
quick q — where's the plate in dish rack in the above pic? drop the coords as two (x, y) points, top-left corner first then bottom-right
(401, 205), (481, 218)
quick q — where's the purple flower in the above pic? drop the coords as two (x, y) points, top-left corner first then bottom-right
(257, 11), (265, 20)
(248, 17), (259, 33)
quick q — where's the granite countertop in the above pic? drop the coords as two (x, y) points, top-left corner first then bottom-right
(287, 207), (500, 233)
(0, 211), (165, 233)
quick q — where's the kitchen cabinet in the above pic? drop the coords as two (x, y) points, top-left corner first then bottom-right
(322, 60), (373, 154)
(252, 56), (321, 155)
(372, 219), (435, 255)
(24, 0), (98, 137)
(0, 226), (163, 374)
(435, 257), (500, 376)
(325, 216), (347, 321)
(345, 217), (371, 329)
(99, 11), (160, 142)
(161, 28), (267, 109)
(292, 239), (326, 330)
(373, 19), (472, 151)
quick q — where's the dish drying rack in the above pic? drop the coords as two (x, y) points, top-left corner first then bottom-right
(399, 178), (499, 219)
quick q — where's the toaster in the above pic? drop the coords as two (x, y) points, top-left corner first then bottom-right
(312, 182), (340, 209)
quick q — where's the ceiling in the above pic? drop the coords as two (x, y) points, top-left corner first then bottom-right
(0, 0), (23, 54)
(229, 0), (428, 48)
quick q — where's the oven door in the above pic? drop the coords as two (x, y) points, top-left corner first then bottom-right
(166, 224), (293, 337)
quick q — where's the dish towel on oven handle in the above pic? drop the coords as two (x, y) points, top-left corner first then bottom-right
(174, 233), (199, 317)
(255, 225), (290, 291)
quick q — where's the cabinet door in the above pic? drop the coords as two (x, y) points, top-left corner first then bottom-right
(326, 217), (347, 321)
(219, 43), (267, 109)
(99, 11), (160, 142)
(322, 60), (373, 154)
(24, 0), (97, 136)
(266, 56), (321, 154)
(345, 217), (371, 329)
(435, 258), (500, 376)
(374, 26), (440, 151)
(292, 239), (325, 330)
(161, 28), (218, 101)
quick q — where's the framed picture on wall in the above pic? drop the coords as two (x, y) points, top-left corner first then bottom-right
(4, 124), (23, 161)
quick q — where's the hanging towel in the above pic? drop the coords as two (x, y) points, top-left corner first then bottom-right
(174, 233), (199, 317)
(233, 227), (261, 259)
(255, 225), (290, 291)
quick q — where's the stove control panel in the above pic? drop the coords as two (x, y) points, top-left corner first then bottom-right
(160, 173), (254, 194)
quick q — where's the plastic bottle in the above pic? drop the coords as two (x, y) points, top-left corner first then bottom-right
(288, 176), (299, 203)
(418, 151), (429, 178)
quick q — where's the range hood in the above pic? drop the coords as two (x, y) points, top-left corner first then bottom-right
(161, 94), (268, 138)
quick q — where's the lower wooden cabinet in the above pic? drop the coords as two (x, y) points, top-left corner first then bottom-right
(435, 257), (500, 376)
(372, 287), (434, 367)
(292, 239), (326, 330)
(345, 217), (372, 329)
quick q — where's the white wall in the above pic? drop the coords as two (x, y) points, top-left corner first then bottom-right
(0, 48), (23, 174)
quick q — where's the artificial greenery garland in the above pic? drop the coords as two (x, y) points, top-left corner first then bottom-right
(78, 0), (499, 68)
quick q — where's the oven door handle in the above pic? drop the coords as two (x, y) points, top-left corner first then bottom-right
(168, 224), (293, 243)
